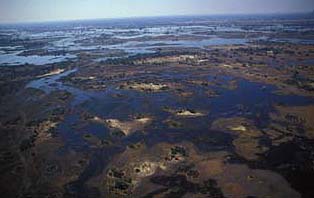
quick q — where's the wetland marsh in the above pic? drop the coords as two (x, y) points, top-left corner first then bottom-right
(1, 14), (314, 198)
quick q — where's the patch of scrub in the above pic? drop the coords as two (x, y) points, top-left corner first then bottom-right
(211, 117), (268, 160)
(92, 142), (300, 198)
(269, 105), (314, 140)
(31, 120), (59, 145)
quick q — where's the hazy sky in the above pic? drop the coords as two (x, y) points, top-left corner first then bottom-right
(0, 0), (313, 23)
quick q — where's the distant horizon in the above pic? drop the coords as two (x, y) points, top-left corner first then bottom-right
(0, 0), (313, 24)
(0, 11), (313, 25)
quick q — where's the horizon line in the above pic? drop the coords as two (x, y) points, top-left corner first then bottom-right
(1, 11), (313, 26)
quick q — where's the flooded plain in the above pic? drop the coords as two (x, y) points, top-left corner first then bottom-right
(1, 14), (314, 198)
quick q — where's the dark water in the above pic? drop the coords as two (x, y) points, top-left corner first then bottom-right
(14, 13), (314, 197)
(25, 67), (314, 196)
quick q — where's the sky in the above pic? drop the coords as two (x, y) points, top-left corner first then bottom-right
(0, 0), (313, 23)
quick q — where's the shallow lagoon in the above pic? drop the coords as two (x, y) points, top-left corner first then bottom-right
(0, 52), (76, 66)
